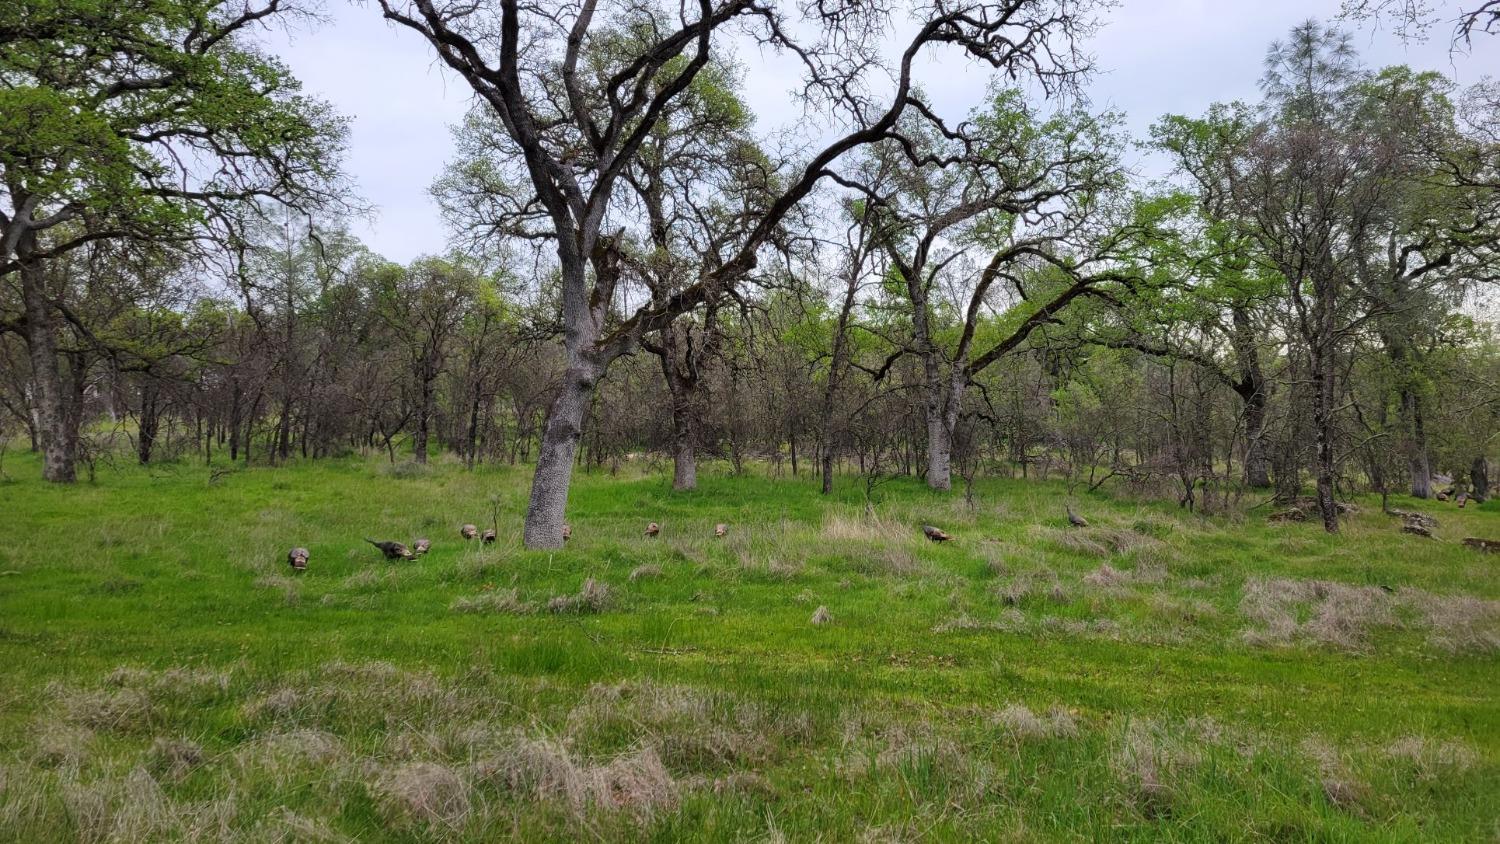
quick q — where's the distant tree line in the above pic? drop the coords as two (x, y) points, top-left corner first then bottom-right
(2, 2), (1496, 538)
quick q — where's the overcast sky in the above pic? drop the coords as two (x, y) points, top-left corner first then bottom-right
(266, 1), (1499, 263)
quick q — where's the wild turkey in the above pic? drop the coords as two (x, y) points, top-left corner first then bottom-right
(1456, 492), (1469, 508)
(1067, 505), (1089, 528)
(460, 524), (478, 540)
(1436, 491), (1449, 502)
(287, 547), (309, 571)
(481, 528), (496, 544)
(714, 523), (727, 538)
(366, 538), (413, 560)
(413, 538), (431, 555)
(922, 525), (952, 542)
(645, 522), (660, 537)
(562, 524), (572, 541)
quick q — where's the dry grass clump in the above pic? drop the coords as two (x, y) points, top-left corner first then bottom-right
(1400, 590), (1500, 653)
(628, 564), (663, 582)
(450, 588), (533, 615)
(932, 609), (1027, 633)
(1041, 527), (1110, 558)
(1384, 735), (1478, 782)
(1111, 719), (1201, 818)
(992, 703), (1078, 740)
(238, 661), (485, 737)
(1146, 593), (1218, 626)
(868, 545), (924, 576)
(146, 736), (204, 781)
(564, 682), (777, 770)
(473, 737), (679, 820)
(372, 761), (471, 830)
(995, 568), (1068, 607)
(233, 728), (347, 775)
(1083, 563), (1129, 588)
(836, 723), (984, 799)
(1081, 561), (1168, 591)
(30, 723), (95, 769)
(1301, 737), (1368, 815)
(58, 765), (237, 842)
(764, 559), (804, 580)
(1041, 616), (1121, 638)
(59, 686), (157, 734)
(253, 806), (353, 843)
(1240, 578), (1399, 650)
(241, 686), (332, 725)
(822, 513), (908, 544)
(810, 605), (832, 625)
(547, 577), (613, 614)
(1094, 527), (1164, 556)
(105, 666), (231, 698)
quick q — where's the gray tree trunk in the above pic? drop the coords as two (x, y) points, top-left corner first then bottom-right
(522, 357), (599, 548)
(20, 255), (75, 483)
(1312, 295), (1340, 534)
(1403, 390), (1430, 498)
(1243, 394), (1271, 489)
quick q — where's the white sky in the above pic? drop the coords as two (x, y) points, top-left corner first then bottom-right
(266, 1), (1499, 263)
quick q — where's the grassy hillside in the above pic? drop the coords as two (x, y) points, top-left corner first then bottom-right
(0, 452), (1496, 841)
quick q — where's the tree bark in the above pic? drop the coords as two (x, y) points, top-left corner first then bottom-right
(523, 356), (599, 548)
(138, 380), (160, 465)
(820, 274), (859, 496)
(1473, 456), (1489, 502)
(19, 253), (75, 483)
(1231, 307), (1271, 489)
(1242, 389), (1271, 489)
(414, 366), (432, 464)
(1311, 305), (1340, 534)
(1402, 389), (1430, 498)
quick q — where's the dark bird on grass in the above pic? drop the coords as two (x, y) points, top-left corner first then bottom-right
(562, 524), (572, 541)
(413, 538), (431, 555)
(366, 538), (413, 560)
(460, 524), (478, 540)
(1457, 492), (1469, 508)
(922, 525), (952, 542)
(287, 547), (309, 571)
(481, 529), (496, 544)
(645, 522), (660, 537)
(1067, 505), (1089, 528)
(715, 523), (727, 538)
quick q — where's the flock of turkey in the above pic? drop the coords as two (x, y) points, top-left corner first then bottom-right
(283, 506), (1095, 571)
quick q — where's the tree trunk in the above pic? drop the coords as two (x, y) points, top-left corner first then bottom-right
(1230, 306), (1271, 489)
(1312, 318), (1339, 534)
(1243, 390), (1271, 489)
(672, 418), (696, 491)
(820, 289), (857, 496)
(523, 358), (599, 548)
(924, 394), (952, 492)
(414, 375), (431, 465)
(465, 393), (482, 469)
(1473, 456), (1490, 502)
(1403, 389), (1430, 498)
(138, 381), (160, 465)
(20, 256), (75, 483)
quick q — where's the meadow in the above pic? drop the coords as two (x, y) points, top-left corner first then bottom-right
(0, 452), (1496, 842)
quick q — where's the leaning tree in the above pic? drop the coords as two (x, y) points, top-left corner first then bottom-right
(380, 0), (1102, 547)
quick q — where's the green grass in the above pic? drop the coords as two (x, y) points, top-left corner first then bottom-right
(0, 451), (1496, 841)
